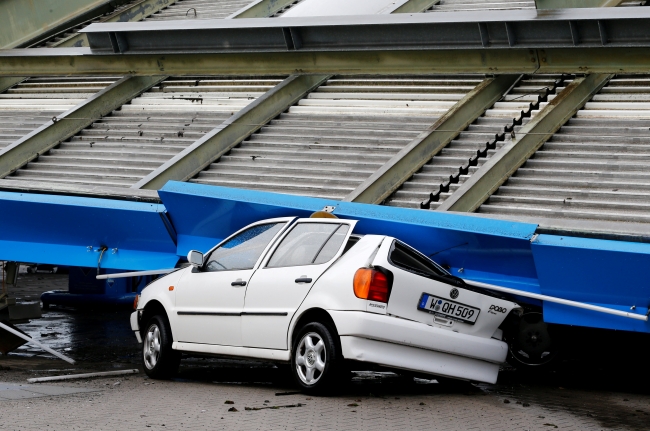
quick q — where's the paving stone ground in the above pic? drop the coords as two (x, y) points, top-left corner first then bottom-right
(1, 270), (649, 430)
(1, 360), (649, 431)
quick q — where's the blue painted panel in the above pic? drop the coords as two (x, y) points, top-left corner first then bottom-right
(532, 234), (650, 331)
(158, 181), (540, 289)
(0, 192), (178, 270)
(41, 291), (137, 307)
(543, 302), (650, 333)
(531, 234), (650, 305)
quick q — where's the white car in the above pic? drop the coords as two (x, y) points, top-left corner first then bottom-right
(130, 215), (521, 392)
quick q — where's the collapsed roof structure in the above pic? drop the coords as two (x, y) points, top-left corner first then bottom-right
(2, 0), (650, 240)
(1, 0), (650, 337)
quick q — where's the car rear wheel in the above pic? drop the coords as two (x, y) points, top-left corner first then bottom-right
(142, 315), (180, 379)
(291, 322), (343, 394)
(508, 312), (559, 370)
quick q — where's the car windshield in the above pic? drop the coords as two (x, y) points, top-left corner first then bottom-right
(205, 222), (285, 271)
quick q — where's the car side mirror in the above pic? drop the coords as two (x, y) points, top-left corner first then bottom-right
(187, 250), (204, 268)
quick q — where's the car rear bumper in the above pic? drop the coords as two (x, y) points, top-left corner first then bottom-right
(329, 310), (508, 364)
(130, 311), (142, 344)
(340, 336), (501, 384)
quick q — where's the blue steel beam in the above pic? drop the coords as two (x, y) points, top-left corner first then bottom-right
(532, 234), (650, 333)
(0, 191), (178, 271)
(158, 181), (650, 333)
(1, 182), (648, 331)
(158, 181), (540, 290)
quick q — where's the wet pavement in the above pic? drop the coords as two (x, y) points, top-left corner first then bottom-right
(1, 272), (650, 430)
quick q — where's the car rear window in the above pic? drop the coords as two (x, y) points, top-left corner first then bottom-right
(388, 241), (449, 278)
(267, 223), (349, 268)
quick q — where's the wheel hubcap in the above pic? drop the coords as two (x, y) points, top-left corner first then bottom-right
(295, 332), (326, 385)
(511, 312), (556, 366)
(143, 324), (161, 370)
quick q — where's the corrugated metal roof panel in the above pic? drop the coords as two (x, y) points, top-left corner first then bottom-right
(385, 75), (574, 209)
(191, 75), (483, 200)
(425, 0), (536, 12)
(144, 0), (254, 20)
(478, 74), (650, 225)
(0, 77), (119, 150)
(2, 76), (283, 188)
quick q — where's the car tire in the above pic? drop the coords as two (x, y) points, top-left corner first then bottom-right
(291, 322), (343, 395)
(142, 314), (181, 379)
(507, 312), (560, 372)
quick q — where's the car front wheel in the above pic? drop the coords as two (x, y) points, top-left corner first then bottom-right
(291, 322), (343, 394)
(142, 315), (181, 379)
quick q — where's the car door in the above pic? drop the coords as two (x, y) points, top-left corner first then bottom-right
(173, 218), (294, 346)
(242, 218), (356, 349)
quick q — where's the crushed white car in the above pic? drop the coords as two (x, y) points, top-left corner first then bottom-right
(130, 215), (522, 392)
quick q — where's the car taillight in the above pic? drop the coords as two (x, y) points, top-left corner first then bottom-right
(133, 295), (139, 310)
(353, 268), (390, 303)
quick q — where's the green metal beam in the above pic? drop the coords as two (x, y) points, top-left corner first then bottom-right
(343, 75), (521, 204)
(231, 0), (303, 18)
(133, 74), (331, 190)
(0, 49), (540, 76)
(535, 0), (624, 9)
(0, 75), (166, 179)
(5, 47), (650, 76)
(538, 48), (650, 74)
(0, 0), (130, 49)
(392, 0), (440, 13)
(0, 179), (161, 202)
(436, 73), (613, 213)
(0, 77), (26, 94)
(53, 0), (180, 48)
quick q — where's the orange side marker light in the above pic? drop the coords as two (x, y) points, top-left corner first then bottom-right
(169, 286), (174, 291)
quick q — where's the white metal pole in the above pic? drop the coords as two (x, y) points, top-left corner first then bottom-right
(464, 279), (648, 322)
(96, 268), (176, 280)
(28, 369), (138, 383)
(0, 321), (76, 364)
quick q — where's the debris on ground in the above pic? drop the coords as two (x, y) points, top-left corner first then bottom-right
(244, 403), (303, 411)
(27, 369), (138, 383)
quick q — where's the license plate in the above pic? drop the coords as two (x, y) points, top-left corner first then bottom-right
(418, 293), (480, 324)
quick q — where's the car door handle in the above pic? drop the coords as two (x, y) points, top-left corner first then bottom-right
(295, 277), (312, 284)
(231, 280), (247, 287)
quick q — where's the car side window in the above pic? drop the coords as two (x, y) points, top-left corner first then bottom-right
(267, 223), (349, 268)
(204, 222), (285, 272)
(389, 241), (449, 278)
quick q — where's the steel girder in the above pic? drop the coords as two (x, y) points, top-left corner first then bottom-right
(535, 0), (625, 9)
(0, 179), (160, 202)
(0, 0), (133, 49)
(133, 74), (332, 190)
(80, 8), (650, 54)
(343, 75), (521, 205)
(0, 75), (166, 180)
(53, 0), (180, 48)
(437, 73), (613, 213)
(0, 77), (26, 94)
(5, 46), (650, 76)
